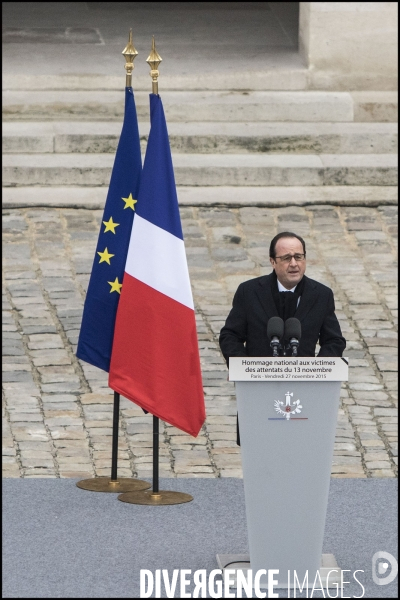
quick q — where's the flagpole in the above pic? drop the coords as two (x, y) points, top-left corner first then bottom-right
(76, 31), (150, 494)
(117, 38), (194, 506)
(110, 391), (120, 481)
(152, 416), (160, 494)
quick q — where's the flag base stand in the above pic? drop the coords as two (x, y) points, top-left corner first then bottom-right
(76, 477), (151, 493)
(118, 489), (193, 505)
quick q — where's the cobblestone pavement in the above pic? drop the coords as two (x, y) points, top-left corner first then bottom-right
(2, 204), (398, 480)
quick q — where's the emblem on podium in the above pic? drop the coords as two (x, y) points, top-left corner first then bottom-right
(274, 391), (303, 420)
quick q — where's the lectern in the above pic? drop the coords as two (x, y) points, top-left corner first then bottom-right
(217, 356), (348, 589)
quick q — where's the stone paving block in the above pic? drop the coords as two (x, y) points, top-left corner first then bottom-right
(348, 406), (371, 414)
(92, 442), (129, 452)
(331, 465), (365, 474)
(52, 438), (89, 454)
(12, 428), (49, 442)
(211, 441), (239, 449)
(360, 439), (386, 448)
(41, 382), (82, 393)
(57, 448), (91, 458)
(379, 424), (398, 432)
(373, 408), (398, 416)
(2, 456), (19, 465)
(43, 403), (80, 412)
(334, 442), (357, 451)
(49, 428), (87, 440)
(93, 451), (129, 460)
(2, 467), (21, 477)
(20, 456), (56, 468)
(365, 460), (394, 469)
(8, 412), (44, 422)
(378, 417), (398, 424)
(351, 418), (375, 426)
(332, 456), (364, 465)
(79, 393), (113, 404)
(369, 470), (396, 478)
(364, 452), (392, 461)
(2, 447), (17, 456)
(23, 467), (57, 476)
(31, 351), (72, 367)
(219, 469), (243, 478)
(174, 465), (215, 474)
(59, 471), (93, 479)
(169, 435), (207, 445)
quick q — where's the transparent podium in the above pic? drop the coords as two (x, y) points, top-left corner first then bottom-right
(217, 356), (348, 590)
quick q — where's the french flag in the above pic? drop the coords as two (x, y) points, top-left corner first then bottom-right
(109, 94), (206, 437)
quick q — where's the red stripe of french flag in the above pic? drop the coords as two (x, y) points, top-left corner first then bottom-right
(109, 214), (206, 437)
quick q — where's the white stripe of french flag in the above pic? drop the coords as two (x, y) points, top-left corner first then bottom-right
(109, 214), (206, 437)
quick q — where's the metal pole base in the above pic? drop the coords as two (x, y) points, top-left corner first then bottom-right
(76, 477), (151, 493)
(117, 489), (193, 505)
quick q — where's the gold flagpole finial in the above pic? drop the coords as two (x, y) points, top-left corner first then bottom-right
(122, 29), (138, 87)
(146, 36), (162, 94)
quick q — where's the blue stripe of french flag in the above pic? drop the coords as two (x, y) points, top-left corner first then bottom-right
(108, 94), (205, 437)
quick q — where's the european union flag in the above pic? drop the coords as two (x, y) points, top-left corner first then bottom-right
(76, 87), (142, 372)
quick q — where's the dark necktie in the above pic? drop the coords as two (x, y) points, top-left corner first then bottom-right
(279, 290), (298, 321)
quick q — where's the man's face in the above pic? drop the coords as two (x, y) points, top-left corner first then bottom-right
(270, 237), (306, 289)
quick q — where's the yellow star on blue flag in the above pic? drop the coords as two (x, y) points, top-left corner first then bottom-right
(103, 217), (120, 234)
(97, 248), (114, 264)
(122, 193), (138, 210)
(108, 277), (123, 294)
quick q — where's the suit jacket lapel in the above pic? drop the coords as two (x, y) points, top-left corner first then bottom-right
(295, 275), (319, 322)
(255, 274), (279, 320)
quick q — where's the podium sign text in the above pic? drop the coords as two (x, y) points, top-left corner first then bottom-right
(229, 356), (348, 382)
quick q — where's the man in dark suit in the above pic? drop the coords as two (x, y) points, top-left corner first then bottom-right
(220, 231), (346, 361)
(219, 231), (346, 443)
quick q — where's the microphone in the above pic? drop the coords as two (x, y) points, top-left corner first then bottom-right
(267, 317), (284, 357)
(284, 318), (301, 356)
